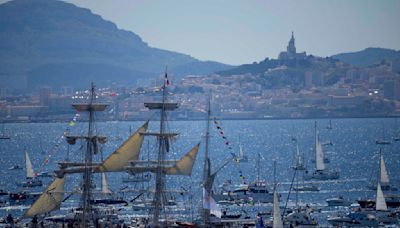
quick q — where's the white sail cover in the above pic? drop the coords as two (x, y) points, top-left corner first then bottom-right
(24, 177), (65, 217)
(380, 155), (390, 185)
(166, 143), (200, 176)
(315, 131), (325, 171)
(202, 188), (221, 218)
(239, 143), (244, 158)
(273, 190), (284, 228)
(98, 121), (148, 172)
(376, 182), (388, 211)
(25, 151), (35, 178)
(101, 173), (112, 194)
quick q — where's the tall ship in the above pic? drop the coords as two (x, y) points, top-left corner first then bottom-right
(22, 79), (200, 227)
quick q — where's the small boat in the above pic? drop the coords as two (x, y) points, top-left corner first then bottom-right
(214, 180), (274, 203)
(0, 189), (8, 196)
(292, 143), (305, 170)
(358, 194), (400, 209)
(376, 122), (391, 145)
(376, 139), (391, 145)
(8, 191), (41, 205)
(326, 196), (351, 206)
(8, 165), (22, 170)
(0, 123), (10, 139)
(293, 185), (320, 192)
(326, 119), (333, 130)
(234, 137), (248, 163)
(328, 211), (379, 227)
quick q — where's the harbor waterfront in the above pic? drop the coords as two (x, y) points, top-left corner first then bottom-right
(0, 117), (399, 226)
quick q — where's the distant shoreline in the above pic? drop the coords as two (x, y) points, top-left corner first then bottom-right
(1, 114), (399, 124)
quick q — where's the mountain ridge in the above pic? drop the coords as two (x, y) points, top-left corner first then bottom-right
(0, 0), (232, 92)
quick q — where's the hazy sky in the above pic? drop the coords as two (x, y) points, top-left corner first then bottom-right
(4, 0), (400, 65)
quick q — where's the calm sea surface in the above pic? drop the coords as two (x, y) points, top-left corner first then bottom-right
(0, 118), (399, 225)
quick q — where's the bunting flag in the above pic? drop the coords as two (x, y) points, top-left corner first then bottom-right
(36, 112), (80, 174)
(212, 117), (232, 150)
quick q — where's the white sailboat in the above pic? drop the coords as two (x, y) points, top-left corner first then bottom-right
(234, 136), (248, 163)
(367, 153), (397, 191)
(305, 122), (339, 180)
(292, 141), (319, 192)
(17, 150), (43, 187)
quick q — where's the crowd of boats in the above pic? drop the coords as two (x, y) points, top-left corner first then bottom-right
(0, 82), (399, 227)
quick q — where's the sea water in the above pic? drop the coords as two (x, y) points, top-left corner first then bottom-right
(0, 118), (399, 225)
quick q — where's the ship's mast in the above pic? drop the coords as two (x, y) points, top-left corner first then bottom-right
(202, 98), (211, 225)
(153, 73), (168, 225)
(143, 71), (178, 226)
(70, 83), (108, 227)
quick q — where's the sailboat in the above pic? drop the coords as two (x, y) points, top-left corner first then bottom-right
(376, 122), (391, 145)
(367, 152), (397, 191)
(329, 181), (397, 226)
(359, 151), (400, 208)
(393, 118), (400, 141)
(90, 173), (127, 206)
(305, 122), (339, 180)
(234, 136), (248, 163)
(326, 119), (333, 130)
(0, 122), (10, 139)
(17, 149), (43, 187)
(292, 142), (319, 192)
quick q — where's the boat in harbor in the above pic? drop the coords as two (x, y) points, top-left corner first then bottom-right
(214, 153), (274, 204)
(305, 122), (339, 180)
(16, 149), (42, 188)
(326, 196), (352, 207)
(367, 151), (397, 191)
(292, 141), (320, 192)
(329, 179), (398, 226)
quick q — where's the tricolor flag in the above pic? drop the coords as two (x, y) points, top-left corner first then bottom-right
(164, 72), (170, 87)
(202, 188), (222, 218)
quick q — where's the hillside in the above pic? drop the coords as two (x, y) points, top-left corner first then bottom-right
(331, 48), (400, 67)
(0, 0), (231, 92)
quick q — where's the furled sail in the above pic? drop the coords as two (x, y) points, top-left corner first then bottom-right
(315, 131), (325, 171)
(25, 151), (35, 178)
(98, 121), (148, 172)
(23, 177), (65, 217)
(101, 173), (112, 194)
(380, 155), (390, 185)
(273, 190), (284, 228)
(376, 182), (388, 211)
(166, 143), (200, 176)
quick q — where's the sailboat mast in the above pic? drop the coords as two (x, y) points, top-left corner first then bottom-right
(203, 98), (211, 182)
(81, 83), (96, 227)
(153, 70), (168, 225)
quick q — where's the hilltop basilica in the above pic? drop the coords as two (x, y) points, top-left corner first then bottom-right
(278, 32), (307, 60)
